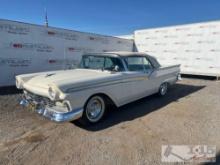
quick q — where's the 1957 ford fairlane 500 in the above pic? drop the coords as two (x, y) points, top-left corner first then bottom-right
(16, 52), (181, 124)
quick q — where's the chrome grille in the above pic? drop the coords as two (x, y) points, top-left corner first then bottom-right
(24, 91), (55, 107)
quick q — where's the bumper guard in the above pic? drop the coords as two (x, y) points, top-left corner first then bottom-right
(20, 98), (83, 122)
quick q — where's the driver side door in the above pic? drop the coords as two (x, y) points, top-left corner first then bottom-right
(124, 56), (155, 101)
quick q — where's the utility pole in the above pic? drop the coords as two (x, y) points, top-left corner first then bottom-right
(45, 8), (48, 27)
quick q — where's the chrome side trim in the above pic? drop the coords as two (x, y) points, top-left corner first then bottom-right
(19, 99), (83, 122)
(66, 75), (148, 93)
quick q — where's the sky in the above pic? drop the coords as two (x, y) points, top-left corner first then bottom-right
(0, 0), (219, 36)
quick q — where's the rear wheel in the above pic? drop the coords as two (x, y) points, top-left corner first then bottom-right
(80, 95), (106, 125)
(158, 82), (168, 96)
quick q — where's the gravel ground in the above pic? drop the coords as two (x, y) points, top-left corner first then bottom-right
(0, 78), (219, 165)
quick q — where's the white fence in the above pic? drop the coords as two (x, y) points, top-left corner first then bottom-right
(134, 21), (220, 77)
(0, 19), (133, 87)
(1, 19), (220, 87)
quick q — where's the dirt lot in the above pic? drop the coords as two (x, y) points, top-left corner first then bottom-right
(0, 78), (220, 165)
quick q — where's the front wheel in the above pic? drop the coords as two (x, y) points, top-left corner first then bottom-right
(80, 95), (106, 125)
(158, 83), (168, 96)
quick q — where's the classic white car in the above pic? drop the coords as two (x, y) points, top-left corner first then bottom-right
(16, 52), (180, 124)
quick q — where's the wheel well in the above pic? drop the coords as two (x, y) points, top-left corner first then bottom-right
(161, 81), (170, 87)
(85, 93), (117, 108)
(158, 82), (169, 91)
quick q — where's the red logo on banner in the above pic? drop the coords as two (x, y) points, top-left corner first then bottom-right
(199, 26), (205, 28)
(48, 31), (56, 35)
(210, 49), (220, 52)
(164, 35), (177, 38)
(187, 33), (202, 37)
(68, 47), (75, 51)
(48, 59), (56, 63)
(13, 43), (23, 48)
(175, 28), (190, 31)
(155, 30), (167, 33)
(213, 32), (220, 35)
(163, 50), (175, 53)
(89, 37), (95, 40)
(200, 25), (216, 29)
(174, 42), (189, 45)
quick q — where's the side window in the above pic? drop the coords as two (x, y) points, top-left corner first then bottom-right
(112, 58), (124, 71)
(104, 57), (125, 71)
(82, 56), (104, 69)
(143, 58), (153, 70)
(104, 58), (114, 70)
(125, 57), (145, 71)
(89, 57), (104, 69)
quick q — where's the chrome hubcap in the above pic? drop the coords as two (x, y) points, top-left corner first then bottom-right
(86, 96), (105, 122)
(161, 83), (167, 95)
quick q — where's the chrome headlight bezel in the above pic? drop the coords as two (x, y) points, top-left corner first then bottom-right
(15, 78), (24, 89)
(48, 87), (60, 100)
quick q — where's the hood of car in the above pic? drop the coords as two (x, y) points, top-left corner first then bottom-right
(23, 69), (121, 94)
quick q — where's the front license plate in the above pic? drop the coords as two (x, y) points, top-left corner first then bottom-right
(27, 103), (37, 112)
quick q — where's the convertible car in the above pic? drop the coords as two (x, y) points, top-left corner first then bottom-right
(16, 52), (181, 124)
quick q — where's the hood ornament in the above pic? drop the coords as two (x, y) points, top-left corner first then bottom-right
(45, 73), (55, 77)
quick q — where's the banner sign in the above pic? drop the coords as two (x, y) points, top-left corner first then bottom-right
(134, 21), (220, 77)
(0, 19), (133, 87)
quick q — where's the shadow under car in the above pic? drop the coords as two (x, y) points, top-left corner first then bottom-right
(74, 83), (206, 131)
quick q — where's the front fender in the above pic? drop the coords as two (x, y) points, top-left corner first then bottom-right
(65, 88), (120, 111)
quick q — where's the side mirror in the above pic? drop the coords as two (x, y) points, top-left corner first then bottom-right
(112, 65), (119, 72)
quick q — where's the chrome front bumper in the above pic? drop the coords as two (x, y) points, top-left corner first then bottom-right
(20, 98), (83, 122)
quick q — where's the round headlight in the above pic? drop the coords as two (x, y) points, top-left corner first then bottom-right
(15, 79), (19, 88)
(48, 87), (57, 100)
(16, 78), (23, 89)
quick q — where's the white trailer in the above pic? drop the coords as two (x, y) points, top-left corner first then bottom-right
(134, 21), (220, 78)
(0, 19), (134, 87)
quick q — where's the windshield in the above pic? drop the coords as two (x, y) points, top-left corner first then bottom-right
(79, 55), (125, 71)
